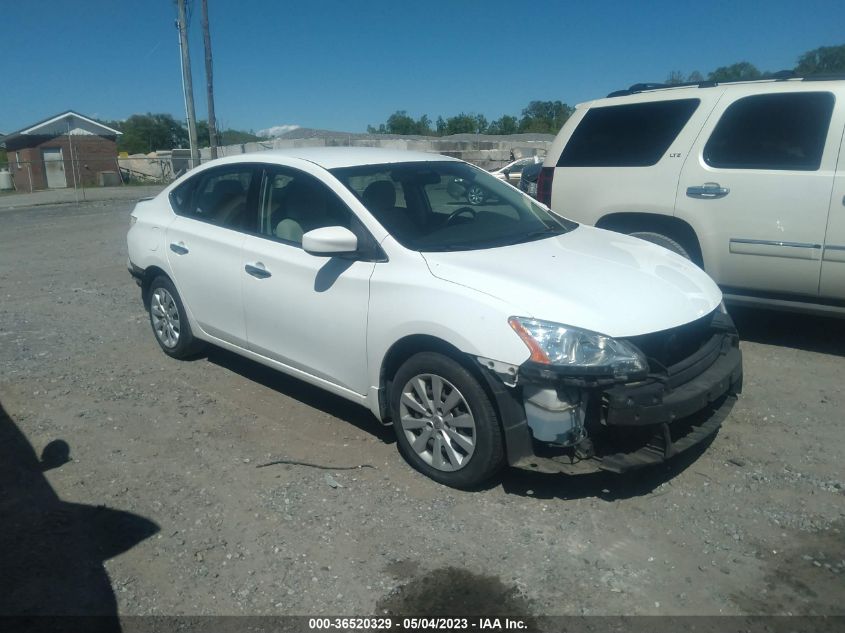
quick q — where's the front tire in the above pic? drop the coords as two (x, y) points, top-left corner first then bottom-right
(390, 352), (504, 488)
(147, 275), (204, 359)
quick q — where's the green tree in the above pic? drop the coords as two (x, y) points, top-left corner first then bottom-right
(518, 100), (573, 134)
(442, 113), (482, 135)
(708, 62), (762, 82)
(795, 44), (845, 76)
(110, 113), (189, 154)
(367, 111), (433, 135)
(687, 70), (704, 82)
(666, 70), (685, 85)
(487, 115), (519, 135)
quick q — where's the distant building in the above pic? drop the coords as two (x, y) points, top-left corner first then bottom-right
(1, 111), (121, 191)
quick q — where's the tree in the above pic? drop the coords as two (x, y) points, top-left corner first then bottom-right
(708, 62), (762, 82)
(367, 111), (433, 135)
(795, 44), (845, 76)
(687, 70), (704, 82)
(442, 113), (481, 135)
(666, 70), (685, 85)
(518, 100), (573, 134)
(487, 115), (518, 135)
(112, 113), (189, 154)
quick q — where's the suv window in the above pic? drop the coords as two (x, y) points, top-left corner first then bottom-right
(258, 168), (361, 246)
(557, 99), (700, 167)
(704, 92), (835, 171)
(170, 165), (256, 230)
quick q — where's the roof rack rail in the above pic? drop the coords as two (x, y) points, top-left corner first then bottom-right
(607, 72), (844, 98)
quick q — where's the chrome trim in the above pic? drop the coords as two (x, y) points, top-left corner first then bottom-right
(730, 238), (822, 249)
(824, 244), (845, 251)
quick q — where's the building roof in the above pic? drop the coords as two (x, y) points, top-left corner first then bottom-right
(1, 111), (121, 148)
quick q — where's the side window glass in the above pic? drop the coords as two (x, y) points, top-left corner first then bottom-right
(557, 98), (700, 167)
(259, 169), (355, 246)
(704, 92), (835, 171)
(171, 166), (255, 230)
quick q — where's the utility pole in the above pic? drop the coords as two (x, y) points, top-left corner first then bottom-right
(176, 0), (200, 169)
(200, 0), (219, 159)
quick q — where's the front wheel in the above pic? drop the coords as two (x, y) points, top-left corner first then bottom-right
(390, 352), (504, 488)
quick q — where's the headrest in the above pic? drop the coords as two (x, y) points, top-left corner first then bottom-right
(212, 179), (244, 196)
(362, 180), (396, 212)
(286, 182), (326, 219)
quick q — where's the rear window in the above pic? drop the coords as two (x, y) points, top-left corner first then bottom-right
(557, 99), (700, 167)
(703, 92), (834, 171)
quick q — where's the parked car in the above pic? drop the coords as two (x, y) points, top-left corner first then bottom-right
(490, 156), (542, 184)
(518, 161), (543, 199)
(538, 78), (845, 317)
(127, 148), (742, 488)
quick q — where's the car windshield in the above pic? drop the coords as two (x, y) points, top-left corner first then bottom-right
(330, 161), (576, 252)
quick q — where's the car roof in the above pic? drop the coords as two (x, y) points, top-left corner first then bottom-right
(230, 146), (462, 169)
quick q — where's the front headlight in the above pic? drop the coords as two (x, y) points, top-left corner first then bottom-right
(508, 316), (648, 378)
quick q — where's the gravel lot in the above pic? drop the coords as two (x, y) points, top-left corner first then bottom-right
(1, 200), (843, 620)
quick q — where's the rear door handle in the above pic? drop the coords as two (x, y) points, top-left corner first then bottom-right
(686, 182), (730, 199)
(244, 263), (272, 279)
(169, 242), (189, 255)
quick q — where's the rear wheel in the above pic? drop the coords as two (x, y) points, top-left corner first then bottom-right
(390, 352), (504, 488)
(147, 276), (204, 359)
(628, 231), (692, 260)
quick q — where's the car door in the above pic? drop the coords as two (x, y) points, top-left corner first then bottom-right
(240, 166), (376, 396)
(165, 164), (259, 346)
(676, 87), (841, 297)
(820, 104), (845, 300)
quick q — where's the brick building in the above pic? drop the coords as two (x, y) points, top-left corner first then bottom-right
(1, 111), (121, 191)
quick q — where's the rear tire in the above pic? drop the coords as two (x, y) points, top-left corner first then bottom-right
(147, 275), (204, 359)
(628, 231), (692, 260)
(390, 352), (504, 489)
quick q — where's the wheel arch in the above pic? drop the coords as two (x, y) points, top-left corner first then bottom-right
(138, 265), (171, 309)
(596, 212), (704, 267)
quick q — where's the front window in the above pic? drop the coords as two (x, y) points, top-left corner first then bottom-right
(330, 161), (576, 252)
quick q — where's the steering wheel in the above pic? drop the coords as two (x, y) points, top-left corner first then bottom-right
(446, 206), (477, 225)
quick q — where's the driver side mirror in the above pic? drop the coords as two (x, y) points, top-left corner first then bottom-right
(302, 226), (359, 257)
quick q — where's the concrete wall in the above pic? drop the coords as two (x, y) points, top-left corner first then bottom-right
(198, 136), (551, 169)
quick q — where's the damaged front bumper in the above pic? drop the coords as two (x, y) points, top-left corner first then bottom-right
(479, 310), (743, 475)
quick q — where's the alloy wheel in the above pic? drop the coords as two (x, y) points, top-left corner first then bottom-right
(150, 287), (181, 349)
(398, 373), (476, 472)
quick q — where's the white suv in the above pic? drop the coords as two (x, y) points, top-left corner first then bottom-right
(539, 78), (845, 316)
(127, 148), (742, 488)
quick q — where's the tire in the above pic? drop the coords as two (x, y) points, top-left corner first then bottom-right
(147, 275), (204, 359)
(466, 185), (485, 206)
(628, 231), (692, 260)
(390, 352), (504, 489)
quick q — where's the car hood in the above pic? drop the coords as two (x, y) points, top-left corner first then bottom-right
(421, 225), (721, 338)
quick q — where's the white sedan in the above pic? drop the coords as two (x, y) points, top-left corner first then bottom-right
(127, 148), (742, 488)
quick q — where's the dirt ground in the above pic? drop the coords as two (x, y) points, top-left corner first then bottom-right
(0, 200), (843, 620)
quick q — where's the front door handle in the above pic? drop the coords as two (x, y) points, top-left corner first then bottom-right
(686, 182), (730, 199)
(169, 242), (189, 255)
(244, 263), (272, 279)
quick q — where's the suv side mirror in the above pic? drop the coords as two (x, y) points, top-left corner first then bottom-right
(302, 226), (359, 257)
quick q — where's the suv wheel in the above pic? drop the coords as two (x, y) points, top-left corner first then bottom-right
(390, 352), (504, 488)
(148, 276), (204, 359)
(628, 231), (692, 261)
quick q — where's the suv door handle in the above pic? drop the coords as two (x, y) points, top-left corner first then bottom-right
(244, 263), (272, 279)
(686, 182), (730, 199)
(169, 241), (189, 255)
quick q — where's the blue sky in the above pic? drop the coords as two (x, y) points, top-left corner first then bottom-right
(2, 0), (844, 135)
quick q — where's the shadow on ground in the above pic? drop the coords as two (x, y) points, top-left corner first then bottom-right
(730, 306), (845, 356)
(0, 400), (158, 630)
(206, 347), (395, 444)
